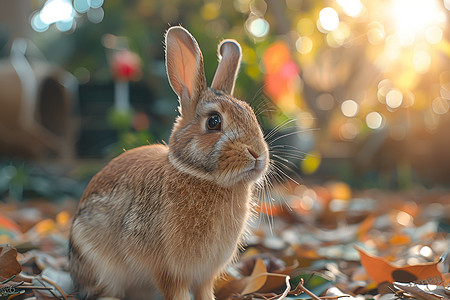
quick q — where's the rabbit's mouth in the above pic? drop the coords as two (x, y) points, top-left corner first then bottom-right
(239, 153), (268, 183)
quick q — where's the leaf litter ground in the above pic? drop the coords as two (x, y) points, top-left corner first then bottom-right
(0, 181), (449, 300)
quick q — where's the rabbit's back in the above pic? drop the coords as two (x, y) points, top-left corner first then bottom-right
(69, 144), (169, 297)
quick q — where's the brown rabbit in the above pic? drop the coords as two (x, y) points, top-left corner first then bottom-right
(69, 26), (269, 300)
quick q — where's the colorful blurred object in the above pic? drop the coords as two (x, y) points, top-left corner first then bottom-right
(263, 42), (304, 114)
(0, 215), (21, 242)
(110, 50), (142, 82)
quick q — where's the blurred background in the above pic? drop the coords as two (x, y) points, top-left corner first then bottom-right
(1, 0), (450, 202)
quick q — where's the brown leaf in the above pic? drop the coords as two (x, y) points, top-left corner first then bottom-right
(215, 259), (268, 300)
(355, 245), (443, 285)
(241, 258), (268, 295)
(259, 260), (299, 293)
(0, 244), (22, 279)
(237, 254), (286, 276)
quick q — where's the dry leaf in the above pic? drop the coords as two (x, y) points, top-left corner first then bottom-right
(0, 244), (22, 279)
(259, 260), (299, 293)
(355, 245), (443, 285)
(241, 258), (268, 295)
(215, 258), (268, 300)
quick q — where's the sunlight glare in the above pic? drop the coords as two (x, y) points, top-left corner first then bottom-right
(425, 26), (443, 44)
(413, 50), (431, 74)
(40, 0), (74, 24)
(337, 0), (363, 18)
(391, 0), (446, 46)
(319, 7), (339, 32)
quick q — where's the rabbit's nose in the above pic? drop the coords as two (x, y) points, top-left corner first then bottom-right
(247, 148), (259, 159)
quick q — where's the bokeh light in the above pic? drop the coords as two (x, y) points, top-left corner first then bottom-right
(367, 22), (385, 45)
(340, 120), (361, 140)
(337, 0), (364, 18)
(74, 0), (89, 13)
(326, 23), (351, 48)
(246, 17), (270, 38)
(419, 246), (433, 257)
(432, 97), (449, 115)
(40, 0), (74, 24)
(31, 0), (105, 32)
(295, 36), (313, 54)
(87, 7), (104, 23)
(90, 0), (104, 9)
(365, 112), (383, 129)
(391, 0), (446, 46)
(318, 7), (339, 32)
(341, 100), (359, 117)
(385, 89), (403, 109)
(396, 211), (413, 226)
(31, 12), (49, 32)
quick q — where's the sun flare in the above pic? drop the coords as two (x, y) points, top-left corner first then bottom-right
(391, 0), (446, 45)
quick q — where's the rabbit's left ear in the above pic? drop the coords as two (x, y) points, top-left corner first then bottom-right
(211, 39), (242, 96)
(165, 26), (207, 118)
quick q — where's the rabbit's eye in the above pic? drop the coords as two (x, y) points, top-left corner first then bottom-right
(207, 114), (222, 131)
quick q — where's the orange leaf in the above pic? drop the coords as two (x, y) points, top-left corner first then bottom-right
(0, 244), (22, 279)
(241, 258), (268, 295)
(355, 245), (443, 285)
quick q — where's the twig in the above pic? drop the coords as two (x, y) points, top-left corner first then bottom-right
(290, 278), (321, 300)
(40, 276), (68, 300)
(35, 278), (61, 300)
(0, 275), (16, 284)
(19, 286), (54, 290)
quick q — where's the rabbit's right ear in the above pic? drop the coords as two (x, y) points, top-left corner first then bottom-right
(165, 26), (207, 119)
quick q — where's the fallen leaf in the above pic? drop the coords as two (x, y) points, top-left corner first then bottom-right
(0, 244), (22, 279)
(241, 258), (268, 295)
(215, 258), (268, 300)
(355, 245), (443, 285)
(259, 260), (299, 293)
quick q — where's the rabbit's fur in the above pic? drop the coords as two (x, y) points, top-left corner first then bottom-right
(69, 26), (269, 300)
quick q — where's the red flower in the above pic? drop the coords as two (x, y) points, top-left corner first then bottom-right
(111, 50), (142, 81)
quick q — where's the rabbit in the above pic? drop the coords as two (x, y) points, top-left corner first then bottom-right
(69, 26), (269, 300)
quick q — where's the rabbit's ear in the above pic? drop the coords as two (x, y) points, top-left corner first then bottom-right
(165, 26), (206, 118)
(211, 40), (242, 96)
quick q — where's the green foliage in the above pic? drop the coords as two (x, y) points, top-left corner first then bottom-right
(0, 162), (84, 202)
(107, 108), (153, 155)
